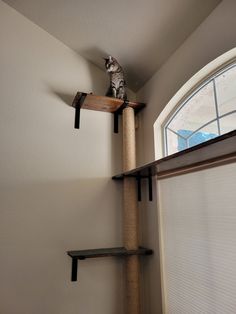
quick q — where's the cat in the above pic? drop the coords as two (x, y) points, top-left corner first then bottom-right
(104, 56), (127, 100)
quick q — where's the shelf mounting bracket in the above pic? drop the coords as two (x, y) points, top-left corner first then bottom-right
(135, 171), (153, 202)
(74, 92), (87, 129)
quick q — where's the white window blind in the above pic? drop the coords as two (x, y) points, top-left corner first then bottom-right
(158, 163), (236, 313)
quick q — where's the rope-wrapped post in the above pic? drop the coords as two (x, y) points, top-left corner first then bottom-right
(122, 106), (140, 314)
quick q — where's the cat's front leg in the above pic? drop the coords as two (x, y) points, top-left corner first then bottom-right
(112, 87), (117, 98)
(117, 87), (126, 100)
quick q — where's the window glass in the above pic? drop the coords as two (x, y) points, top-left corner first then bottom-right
(168, 81), (216, 137)
(166, 128), (179, 155)
(215, 65), (236, 116)
(219, 112), (236, 135)
(164, 64), (236, 156)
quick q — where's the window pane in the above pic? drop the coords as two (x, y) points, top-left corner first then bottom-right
(163, 62), (236, 157)
(167, 81), (217, 136)
(166, 128), (187, 155)
(215, 66), (236, 116)
(219, 113), (236, 135)
(188, 122), (218, 148)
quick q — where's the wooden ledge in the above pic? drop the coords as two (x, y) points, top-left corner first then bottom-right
(72, 92), (146, 113)
(113, 130), (236, 181)
(67, 246), (153, 259)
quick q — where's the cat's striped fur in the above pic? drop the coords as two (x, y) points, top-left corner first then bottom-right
(104, 56), (127, 100)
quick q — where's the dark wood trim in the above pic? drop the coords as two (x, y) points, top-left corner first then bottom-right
(156, 151), (236, 180)
(67, 247), (153, 260)
(112, 130), (236, 180)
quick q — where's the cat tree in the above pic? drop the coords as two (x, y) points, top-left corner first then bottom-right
(67, 92), (236, 314)
(67, 92), (153, 314)
(122, 105), (141, 313)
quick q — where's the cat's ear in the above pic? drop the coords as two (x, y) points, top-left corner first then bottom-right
(109, 55), (113, 61)
(103, 57), (109, 62)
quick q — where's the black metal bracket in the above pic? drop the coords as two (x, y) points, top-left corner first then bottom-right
(148, 172), (153, 201)
(70, 256), (85, 281)
(113, 99), (129, 133)
(135, 171), (153, 202)
(74, 92), (87, 129)
(71, 258), (78, 281)
(67, 247), (153, 282)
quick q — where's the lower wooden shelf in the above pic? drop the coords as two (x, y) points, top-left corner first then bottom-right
(67, 246), (153, 281)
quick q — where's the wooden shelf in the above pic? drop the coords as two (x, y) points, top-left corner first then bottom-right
(68, 246), (153, 259)
(67, 247), (153, 281)
(72, 92), (146, 132)
(112, 130), (236, 201)
(72, 92), (146, 113)
(113, 130), (236, 180)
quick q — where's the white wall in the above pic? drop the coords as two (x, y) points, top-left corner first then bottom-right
(0, 1), (136, 313)
(137, 1), (236, 313)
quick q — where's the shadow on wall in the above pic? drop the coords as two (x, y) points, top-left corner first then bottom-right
(50, 91), (75, 107)
(46, 89), (122, 174)
(46, 75), (123, 175)
(46, 46), (109, 107)
(79, 46), (108, 74)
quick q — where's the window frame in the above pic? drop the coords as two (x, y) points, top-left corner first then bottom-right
(163, 62), (236, 156)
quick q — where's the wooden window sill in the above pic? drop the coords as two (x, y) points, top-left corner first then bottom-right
(113, 130), (236, 181)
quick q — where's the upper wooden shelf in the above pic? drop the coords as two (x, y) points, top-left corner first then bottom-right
(113, 130), (236, 181)
(72, 92), (146, 114)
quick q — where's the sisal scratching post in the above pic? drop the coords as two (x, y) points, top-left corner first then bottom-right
(123, 106), (140, 314)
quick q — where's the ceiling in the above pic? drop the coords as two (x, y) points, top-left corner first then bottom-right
(3, 0), (221, 91)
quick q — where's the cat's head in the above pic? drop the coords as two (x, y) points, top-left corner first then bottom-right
(104, 56), (120, 73)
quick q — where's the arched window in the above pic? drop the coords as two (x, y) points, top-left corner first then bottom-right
(163, 63), (236, 156)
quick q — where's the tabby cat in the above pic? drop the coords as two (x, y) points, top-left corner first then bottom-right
(104, 56), (127, 100)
